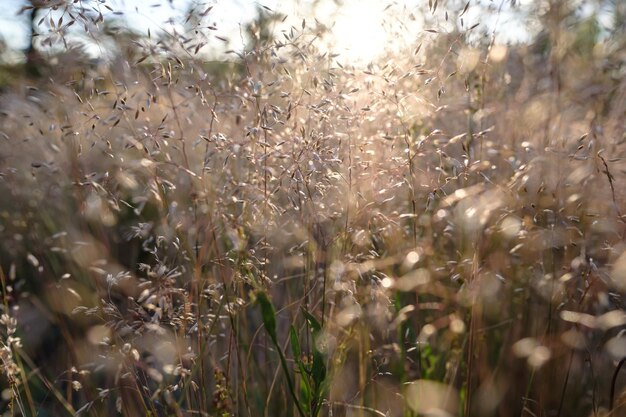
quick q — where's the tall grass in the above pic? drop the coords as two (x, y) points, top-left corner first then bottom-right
(0, 1), (625, 416)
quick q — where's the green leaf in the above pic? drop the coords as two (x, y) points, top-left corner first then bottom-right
(299, 308), (326, 386)
(311, 350), (326, 388)
(299, 372), (312, 409)
(257, 292), (306, 417)
(290, 325), (301, 361)
(257, 291), (277, 343)
(310, 352), (327, 417)
(301, 308), (321, 334)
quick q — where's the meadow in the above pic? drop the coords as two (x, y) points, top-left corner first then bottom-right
(0, 1), (625, 416)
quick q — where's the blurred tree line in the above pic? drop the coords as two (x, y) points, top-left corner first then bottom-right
(0, 0), (622, 85)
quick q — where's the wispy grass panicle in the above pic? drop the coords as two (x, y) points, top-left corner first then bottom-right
(0, 0), (625, 416)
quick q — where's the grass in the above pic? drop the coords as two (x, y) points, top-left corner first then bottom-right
(0, 1), (625, 416)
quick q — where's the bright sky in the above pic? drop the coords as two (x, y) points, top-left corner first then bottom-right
(0, 0), (546, 64)
(0, 0), (195, 51)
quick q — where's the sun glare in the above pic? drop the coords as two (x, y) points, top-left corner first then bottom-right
(328, 1), (391, 64)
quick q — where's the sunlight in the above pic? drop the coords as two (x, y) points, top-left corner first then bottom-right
(3, 1), (624, 415)
(327, 0), (390, 64)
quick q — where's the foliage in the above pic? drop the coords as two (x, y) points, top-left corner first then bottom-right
(0, 1), (625, 416)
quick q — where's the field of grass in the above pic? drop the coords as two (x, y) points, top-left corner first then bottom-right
(0, 1), (625, 416)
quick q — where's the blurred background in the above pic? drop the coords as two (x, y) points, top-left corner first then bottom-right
(0, 1), (625, 416)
